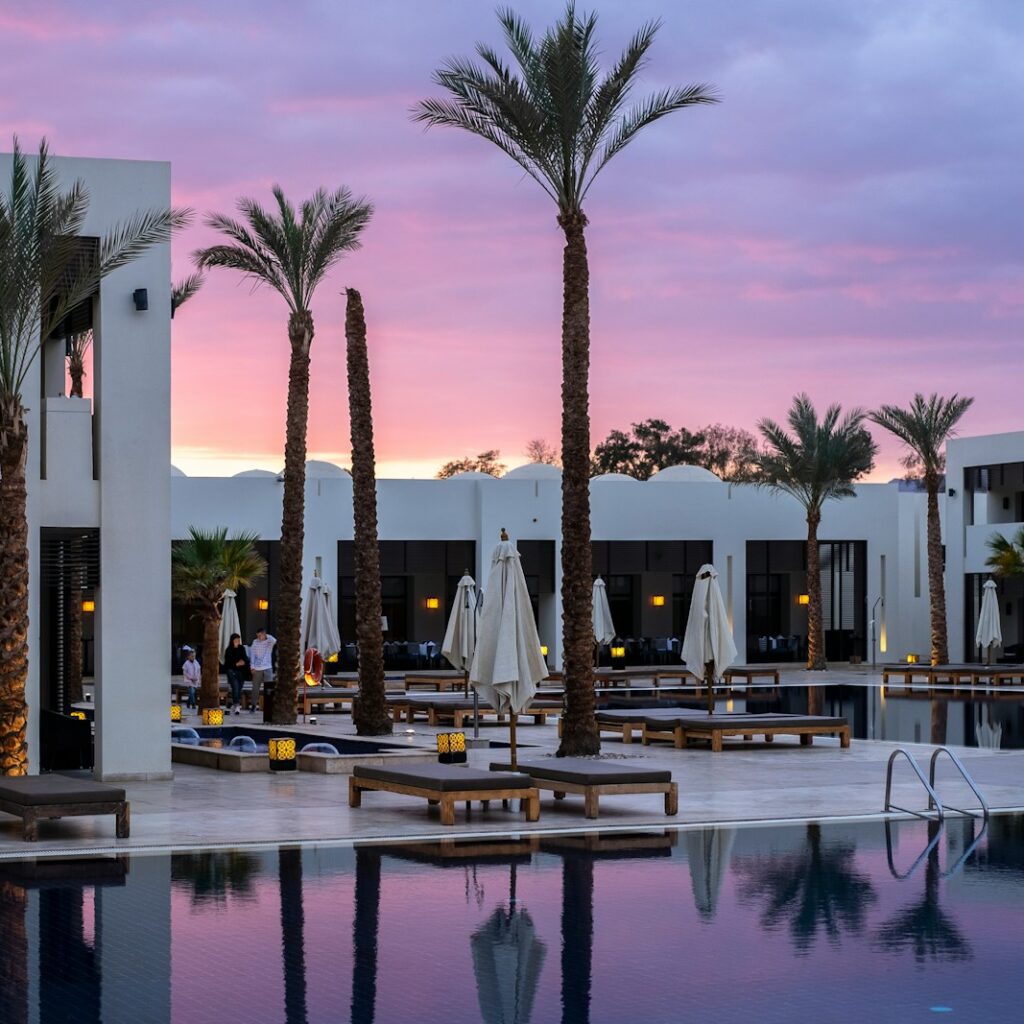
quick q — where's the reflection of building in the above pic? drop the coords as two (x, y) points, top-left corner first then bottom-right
(4, 151), (174, 778)
(172, 461), (937, 666)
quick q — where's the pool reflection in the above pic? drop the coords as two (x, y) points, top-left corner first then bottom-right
(0, 817), (1021, 1023)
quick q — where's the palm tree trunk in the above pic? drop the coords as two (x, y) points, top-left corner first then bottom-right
(806, 509), (826, 711)
(556, 213), (598, 756)
(0, 398), (30, 775)
(270, 311), (314, 725)
(925, 476), (949, 665)
(68, 354), (84, 399)
(200, 614), (222, 711)
(345, 290), (390, 735)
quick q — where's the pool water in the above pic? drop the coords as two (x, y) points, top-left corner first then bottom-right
(0, 815), (1021, 1023)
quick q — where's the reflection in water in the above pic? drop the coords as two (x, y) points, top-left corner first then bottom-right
(875, 820), (973, 963)
(560, 853), (594, 1024)
(171, 850), (258, 905)
(40, 888), (101, 1023)
(686, 827), (736, 921)
(279, 847), (309, 1024)
(0, 881), (27, 1024)
(737, 823), (877, 954)
(351, 847), (381, 1024)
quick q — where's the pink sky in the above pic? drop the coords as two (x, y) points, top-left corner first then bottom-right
(3, 1), (1022, 479)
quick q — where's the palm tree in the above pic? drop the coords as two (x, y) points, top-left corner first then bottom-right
(170, 527), (266, 711)
(0, 137), (189, 774)
(171, 272), (204, 318)
(414, 4), (718, 755)
(194, 186), (372, 724)
(345, 289), (390, 735)
(986, 527), (1024, 579)
(871, 394), (973, 665)
(756, 395), (877, 698)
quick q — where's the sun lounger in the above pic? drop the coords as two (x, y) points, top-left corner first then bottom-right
(723, 665), (781, 686)
(0, 775), (130, 841)
(348, 764), (539, 826)
(642, 712), (850, 752)
(490, 758), (677, 819)
(591, 707), (704, 743)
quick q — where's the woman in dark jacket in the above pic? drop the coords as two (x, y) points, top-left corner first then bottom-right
(224, 633), (250, 715)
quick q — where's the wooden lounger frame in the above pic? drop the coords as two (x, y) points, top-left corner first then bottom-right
(348, 775), (540, 827)
(642, 720), (851, 752)
(534, 777), (677, 819)
(0, 795), (130, 842)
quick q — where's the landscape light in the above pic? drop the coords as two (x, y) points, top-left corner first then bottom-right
(82, 599), (95, 613)
(269, 737), (297, 771)
(170, 705), (182, 722)
(436, 732), (467, 764)
(202, 708), (224, 726)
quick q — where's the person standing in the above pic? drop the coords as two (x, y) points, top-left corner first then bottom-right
(224, 633), (250, 715)
(249, 627), (277, 714)
(181, 647), (202, 711)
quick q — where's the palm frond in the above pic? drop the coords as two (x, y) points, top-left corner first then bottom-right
(870, 393), (974, 482)
(171, 272), (205, 315)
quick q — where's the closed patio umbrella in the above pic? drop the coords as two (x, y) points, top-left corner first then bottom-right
(303, 574), (340, 660)
(681, 564), (737, 714)
(592, 577), (616, 664)
(442, 573), (479, 697)
(686, 826), (736, 921)
(470, 530), (547, 769)
(322, 582), (342, 657)
(975, 579), (1002, 665)
(218, 588), (241, 662)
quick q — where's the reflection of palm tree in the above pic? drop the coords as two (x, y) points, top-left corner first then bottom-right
(737, 823), (876, 953)
(0, 882), (27, 1024)
(561, 854), (594, 1024)
(40, 888), (100, 1022)
(279, 847), (308, 1024)
(172, 851), (259, 906)
(351, 847), (381, 1024)
(875, 821), (972, 963)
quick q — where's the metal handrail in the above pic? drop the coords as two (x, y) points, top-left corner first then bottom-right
(929, 746), (990, 821)
(885, 748), (944, 820)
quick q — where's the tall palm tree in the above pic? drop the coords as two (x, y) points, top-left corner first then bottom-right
(871, 394), (973, 665)
(0, 137), (188, 774)
(414, 4), (718, 755)
(345, 289), (390, 735)
(170, 527), (266, 711)
(756, 395), (876, 700)
(194, 186), (372, 724)
(987, 526), (1024, 579)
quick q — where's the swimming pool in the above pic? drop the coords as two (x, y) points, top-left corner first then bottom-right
(1, 815), (1020, 1022)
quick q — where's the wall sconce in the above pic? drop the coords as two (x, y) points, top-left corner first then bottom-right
(947, 488), (957, 498)
(436, 732), (467, 764)
(906, 653), (920, 664)
(798, 594), (810, 606)
(70, 710), (87, 721)
(170, 705), (182, 722)
(82, 599), (95, 613)
(425, 596), (440, 610)
(202, 708), (224, 726)
(269, 737), (297, 771)
(257, 598), (269, 611)
(132, 288), (148, 311)
(650, 594), (666, 607)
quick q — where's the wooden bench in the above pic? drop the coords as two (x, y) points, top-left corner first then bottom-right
(404, 674), (469, 692)
(491, 758), (677, 819)
(348, 764), (539, 826)
(0, 775), (130, 842)
(724, 665), (781, 686)
(641, 712), (851, 752)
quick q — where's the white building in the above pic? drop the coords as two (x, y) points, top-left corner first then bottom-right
(6, 152), (174, 780)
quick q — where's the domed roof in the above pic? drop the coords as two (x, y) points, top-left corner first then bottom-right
(648, 464), (723, 484)
(591, 472), (641, 484)
(503, 462), (563, 480)
(446, 470), (500, 481)
(233, 468), (278, 479)
(170, 464), (186, 477)
(305, 460), (350, 478)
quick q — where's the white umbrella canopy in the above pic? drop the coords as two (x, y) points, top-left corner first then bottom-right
(976, 579), (1002, 662)
(470, 532), (547, 767)
(442, 574), (479, 672)
(591, 576), (616, 646)
(471, 907), (547, 1024)
(322, 583), (342, 656)
(218, 589), (241, 661)
(303, 575), (340, 659)
(681, 564), (738, 714)
(686, 826), (736, 921)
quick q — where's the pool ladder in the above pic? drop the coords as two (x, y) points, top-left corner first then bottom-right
(884, 746), (990, 822)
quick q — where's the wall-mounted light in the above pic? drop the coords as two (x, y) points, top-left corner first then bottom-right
(650, 594), (665, 607)
(70, 711), (87, 721)
(797, 594), (810, 606)
(82, 599), (95, 613)
(425, 596), (440, 610)
(132, 288), (149, 312)
(947, 488), (957, 498)
(257, 598), (269, 611)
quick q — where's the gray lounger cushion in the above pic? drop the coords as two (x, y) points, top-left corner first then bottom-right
(0, 775), (126, 805)
(490, 758), (671, 786)
(353, 764), (533, 791)
(649, 713), (847, 730)
(598, 708), (704, 723)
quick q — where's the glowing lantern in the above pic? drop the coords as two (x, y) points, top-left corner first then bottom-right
(269, 737), (297, 771)
(436, 732), (467, 764)
(202, 708), (224, 726)
(170, 705), (182, 722)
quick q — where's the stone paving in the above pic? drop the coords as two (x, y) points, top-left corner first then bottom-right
(2, 679), (1021, 858)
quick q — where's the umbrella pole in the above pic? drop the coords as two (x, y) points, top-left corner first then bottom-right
(705, 663), (714, 716)
(472, 687), (480, 741)
(464, 668), (469, 699)
(509, 713), (518, 771)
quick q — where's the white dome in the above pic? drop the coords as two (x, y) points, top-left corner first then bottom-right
(504, 462), (563, 480)
(233, 468), (278, 479)
(306, 459), (350, 478)
(170, 464), (186, 477)
(648, 464), (723, 484)
(446, 470), (500, 481)
(591, 473), (640, 484)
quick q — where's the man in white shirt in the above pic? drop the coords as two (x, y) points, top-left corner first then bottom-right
(249, 628), (277, 714)
(181, 647), (201, 710)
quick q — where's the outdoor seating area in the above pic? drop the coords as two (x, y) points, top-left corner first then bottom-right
(881, 663), (1024, 687)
